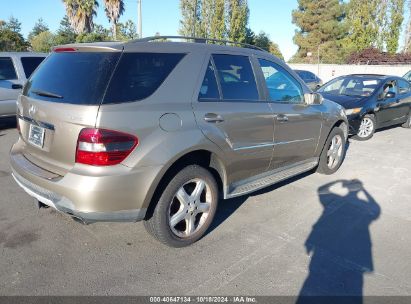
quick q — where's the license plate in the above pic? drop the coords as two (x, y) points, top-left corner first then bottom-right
(28, 124), (45, 148)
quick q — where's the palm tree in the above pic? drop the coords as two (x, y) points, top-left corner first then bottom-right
(62, 0), (99, 34)
(103, 0), (124, 40)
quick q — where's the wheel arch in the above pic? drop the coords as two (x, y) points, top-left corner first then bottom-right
(143, 149), (227, 220)
(317, 119), (348, 157)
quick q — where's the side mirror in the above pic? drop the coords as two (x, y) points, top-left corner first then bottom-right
(384, 91), (396, 99)
(304, 93), (323, 105)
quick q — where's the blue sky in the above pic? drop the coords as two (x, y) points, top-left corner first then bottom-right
(0, 0), (299, 60)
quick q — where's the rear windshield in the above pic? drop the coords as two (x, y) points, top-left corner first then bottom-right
(24, 52), (120, 105)
(21, 57), (46, 78)
(23, 51), (184, 105)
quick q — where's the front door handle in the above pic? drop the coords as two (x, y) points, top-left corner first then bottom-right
(276, 114), (289, 122)
(204, 113), (224, 123)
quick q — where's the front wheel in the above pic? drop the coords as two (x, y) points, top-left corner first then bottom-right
(353, 114), (376, 141)
(144, 165), (218, 248)
(317, 127), (346, 175)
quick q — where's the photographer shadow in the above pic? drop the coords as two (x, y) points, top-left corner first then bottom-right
(297, 179), (381, 304)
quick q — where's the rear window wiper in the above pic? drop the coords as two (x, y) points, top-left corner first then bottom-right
(31, 89), (63, 99)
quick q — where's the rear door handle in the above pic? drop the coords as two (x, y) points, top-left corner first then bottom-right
(204, 113), (224, 123)
(276, 115), (289, 122)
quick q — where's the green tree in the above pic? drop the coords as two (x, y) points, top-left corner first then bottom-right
(117, 20), (138, 40)
(54, 15), (77, 45)
(5, 16), (22, 33)
(28, 18), (49, 42)
(103, 0), (124, 40)
(210, 0), (226, 40)
(244, 27), (255, 45)
(404, 1), (411, 52)
(0, 18), (28, 51)
(75, 24), (110, 42)
(179, 0), (247, 42)
(344, 0), (379, 53)
(253, 31), (284, 60)
(31, 31), (55, 52)
(62, 0), (99, 34)
(292, 0), (347, 63)
(227, 0), (249, 43)
(385, 0), (404, 54)
(179, 0), (201, 36)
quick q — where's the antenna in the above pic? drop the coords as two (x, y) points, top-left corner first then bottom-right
(137, 0), (142, 38)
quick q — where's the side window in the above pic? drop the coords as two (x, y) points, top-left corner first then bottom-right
(323, 79), (344, 93)
(212, 54), (259, 101)
(258, 59), (303, 104)
(380, 81), (397, 99)
(398, 79), (410, 95)
(104, 53), (185, 104)
(0, 57), (17, 80)
(21, 57), (46, 78)
(198, 60), (220, 100)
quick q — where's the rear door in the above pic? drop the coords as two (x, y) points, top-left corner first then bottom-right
(0, 56), (22, 116)
(257, 59), (322, 170)
(17, 49), (121, 175)
(192, 53), (274, 184)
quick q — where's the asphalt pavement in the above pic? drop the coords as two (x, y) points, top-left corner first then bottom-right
(0, 119), (410, 297)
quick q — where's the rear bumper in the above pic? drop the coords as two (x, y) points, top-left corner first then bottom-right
(12, 171), (146, 224)
(10, 146), (163, 223)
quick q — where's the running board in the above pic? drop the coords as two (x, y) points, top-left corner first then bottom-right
(227, 158), (318, 199)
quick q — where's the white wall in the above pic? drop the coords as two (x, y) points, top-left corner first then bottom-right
(289, 64), (411, 83)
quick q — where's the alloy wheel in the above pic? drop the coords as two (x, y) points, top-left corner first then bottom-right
(168, 178), (212, 238)
(327, 134), (343, 170)
(358, 117), (374, 138)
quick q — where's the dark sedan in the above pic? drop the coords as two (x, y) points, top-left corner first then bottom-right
(318, 74), (411, 140)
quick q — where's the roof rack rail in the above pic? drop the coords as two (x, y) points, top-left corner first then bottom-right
(127, 36), (267, 52)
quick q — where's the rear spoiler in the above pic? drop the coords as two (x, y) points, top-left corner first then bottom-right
(52, 45), (124, 53)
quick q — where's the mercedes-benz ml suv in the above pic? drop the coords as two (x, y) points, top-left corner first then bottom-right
(10, 37), (348, 247)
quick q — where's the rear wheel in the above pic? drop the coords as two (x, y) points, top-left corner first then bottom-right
(354, 114), (376, 141)
(317, 127), (346, 175)
(144, 165), (218, 248)
(402, 112), (411, 128)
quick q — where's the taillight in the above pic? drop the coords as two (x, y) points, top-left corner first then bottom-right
(76, 128), (138, 166)
(54, 47), (77, 52)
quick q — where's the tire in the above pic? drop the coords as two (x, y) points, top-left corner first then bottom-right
(144, 165), (218, 248)
(402, 112), (411, 128)
(317, 127), (346, 175)
(353, 114), (376, 141)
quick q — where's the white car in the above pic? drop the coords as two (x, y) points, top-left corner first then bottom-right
(0, 52), (47, 118)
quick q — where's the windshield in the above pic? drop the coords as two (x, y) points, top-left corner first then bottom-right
(319, 77), (381, 97)
(23, 52), (121, 105)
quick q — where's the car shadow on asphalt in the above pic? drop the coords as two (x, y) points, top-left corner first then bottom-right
(207, 168), (315, 236)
